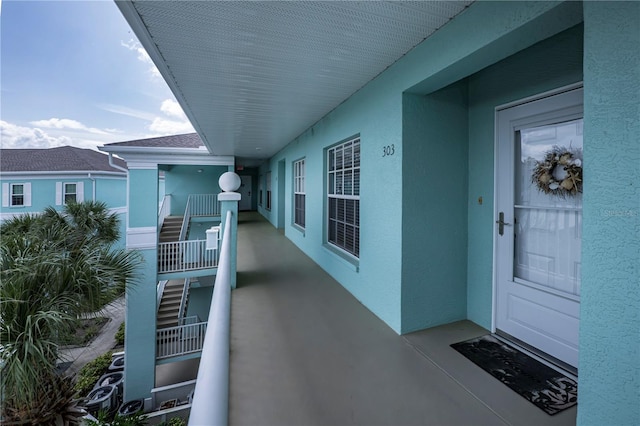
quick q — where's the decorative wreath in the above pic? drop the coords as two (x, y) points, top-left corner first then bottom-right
(532, 146), (583, 196)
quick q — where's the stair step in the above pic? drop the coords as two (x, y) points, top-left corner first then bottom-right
(163, 293), (183, 301)
(157, 313), (179, 321)
(159, 303), (180, 311)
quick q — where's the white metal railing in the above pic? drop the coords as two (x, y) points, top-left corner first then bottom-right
(177, 277), (190, 320)
(189, 210), (232, 426)
(178, 315), (201, 326)
(156, 321), (208, 359)
(157, 280), (169, 312)
(179, 197), (192, 242)
(158, 195), (172, 229)
(189, 194), (220, 217)
(157, 240), (218, 274)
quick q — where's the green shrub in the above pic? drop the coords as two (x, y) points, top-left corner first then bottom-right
(115, 321), (125, 346)
(87, 409), (147, 426)
(74, 351), (113, 397)
(158, 417), (187, 426)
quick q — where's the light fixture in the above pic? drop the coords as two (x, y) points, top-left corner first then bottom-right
(197, 169), (203, 173)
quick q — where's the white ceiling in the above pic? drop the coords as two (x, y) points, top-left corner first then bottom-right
(118, 1), (472, 166)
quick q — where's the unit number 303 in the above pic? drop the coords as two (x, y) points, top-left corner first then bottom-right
(382, 144), (395, 157)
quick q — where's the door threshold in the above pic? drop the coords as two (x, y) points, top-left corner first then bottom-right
(494, 330), (578, 380)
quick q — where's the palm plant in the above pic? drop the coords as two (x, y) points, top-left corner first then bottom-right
(0, 201), (142, 424)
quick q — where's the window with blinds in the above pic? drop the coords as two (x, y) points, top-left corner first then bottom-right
(293, 159), (306, 228)
(327, 137), (360, 257)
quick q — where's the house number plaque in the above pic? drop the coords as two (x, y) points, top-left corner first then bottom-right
(382, 144), (395, 157)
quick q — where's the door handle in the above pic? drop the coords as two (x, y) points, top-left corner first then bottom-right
(496, 212), (511, 236)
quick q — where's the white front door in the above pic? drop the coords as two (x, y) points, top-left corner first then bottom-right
(494, 86), (583, 369)
(239, 175), (252, 211)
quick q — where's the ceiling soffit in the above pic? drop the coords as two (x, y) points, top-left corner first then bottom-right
(124, 1), (472, 163)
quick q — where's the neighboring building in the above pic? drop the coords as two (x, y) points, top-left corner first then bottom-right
(114, 1), (639, 425)
(0, 146), (128, 247)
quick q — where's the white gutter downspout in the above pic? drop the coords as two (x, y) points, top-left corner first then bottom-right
(108, 153), (128, 172)
(88, 173), (96, 200)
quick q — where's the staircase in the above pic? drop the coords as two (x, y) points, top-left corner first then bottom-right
(157, 279), (188, 329)
(157, 216), (187, 329)
(159, 216), (184, 243)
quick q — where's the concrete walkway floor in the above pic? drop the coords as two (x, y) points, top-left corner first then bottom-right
(58, 297), (125, 377)
(228, 212), (577, 426)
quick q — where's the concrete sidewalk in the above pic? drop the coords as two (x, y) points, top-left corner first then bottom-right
(59, 297), (125, 377)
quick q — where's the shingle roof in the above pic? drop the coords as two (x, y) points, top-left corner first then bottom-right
(0, 146), (127, 173)
(104, 133), (204, 149)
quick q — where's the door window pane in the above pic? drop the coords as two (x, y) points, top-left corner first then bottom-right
(514, 119), (583, 296)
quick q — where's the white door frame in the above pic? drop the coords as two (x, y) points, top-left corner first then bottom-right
(492, 83), (583, 367)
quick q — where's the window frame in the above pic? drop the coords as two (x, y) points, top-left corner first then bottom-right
(326, 136), (360, 259)
(63, 182), (77, 205)
(10, 183), (24, 207)
(293, 158), (306, 229)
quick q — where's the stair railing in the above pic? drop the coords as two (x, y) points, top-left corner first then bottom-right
(156, 280), (168, 313)
(158, 195), (171, 229)
(177, 277), (190, 320)
(179, 197), (192, 242)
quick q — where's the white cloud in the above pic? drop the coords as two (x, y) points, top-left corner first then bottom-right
(160, 99), (187, 120)
(99, 104), (157, 121)
(149, 99), (194, 135)
(121, 39), (161, 78)
(0, 120), (139, 151)
(1, 120), (72, 149)
(149, 117), (194, 134)
(29, 118), (108, 135)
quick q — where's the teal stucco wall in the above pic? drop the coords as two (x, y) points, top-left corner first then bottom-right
(465, 24), (584, 329)
(123, 168), (158, 400)
(580, 2), (640, 425)
(163, 165), (227, 215)
(401, 83), (469, 333)
(259, 83), (405, 332)
(128, 169), (158, 228)
(257, 1), (584, 334)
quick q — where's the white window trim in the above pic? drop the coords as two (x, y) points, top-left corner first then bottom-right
(2, 182), (31, 207)
(293, 158), (305, 229)
(326, 136), (360, 259)
(57, 181), (84, 205)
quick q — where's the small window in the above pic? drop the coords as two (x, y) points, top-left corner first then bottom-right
(266, 171), (272, 211)
(11, 184), (24, 206)
(293, 159), (305, 228)
(327, 137), (360, 258)
(64, 183), (77, 204)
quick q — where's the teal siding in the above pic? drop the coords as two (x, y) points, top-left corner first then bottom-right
(1, 176), (126, 213)
(94, 177), (127, 207)
(580, 2), (640, 425)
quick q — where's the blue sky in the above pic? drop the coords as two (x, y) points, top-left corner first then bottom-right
(1, 0), (194, 151)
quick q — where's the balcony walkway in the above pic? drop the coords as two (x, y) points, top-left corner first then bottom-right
(230, 212), (577, 426)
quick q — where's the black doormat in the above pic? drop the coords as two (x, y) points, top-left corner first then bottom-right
(451, 335), (577, 415)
